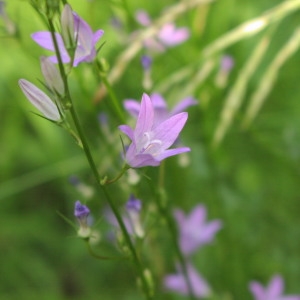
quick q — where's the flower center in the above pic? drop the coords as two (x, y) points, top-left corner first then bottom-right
(139, 132), (162, 156)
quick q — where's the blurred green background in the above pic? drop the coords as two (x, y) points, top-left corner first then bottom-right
(1, 0), (300, 299)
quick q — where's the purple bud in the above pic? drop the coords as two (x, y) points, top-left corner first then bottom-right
(18, 79), (61, 121)
(61, 4), (75, 49)
(141, 55), (152, 70)
(74, 200), (90, 220)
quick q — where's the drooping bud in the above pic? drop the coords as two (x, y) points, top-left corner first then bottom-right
(18, 79), (61, 121)
(61, 4), (75, 50)
(40, 56), (64, 96)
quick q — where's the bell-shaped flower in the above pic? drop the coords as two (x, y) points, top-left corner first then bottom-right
(18, 79), (61, 121)
(124, 93), (197, 127)
(31, 5), (104, 67)
(249, 275), (300, 300)
(164, 263), (211, 298)
(119, 93), (190, 168)
(174, 204), (222, 256)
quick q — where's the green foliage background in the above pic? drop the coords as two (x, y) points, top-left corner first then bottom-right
(1, 0), (300, 299)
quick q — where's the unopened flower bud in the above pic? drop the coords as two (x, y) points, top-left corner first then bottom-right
(61, 4), (75, 50)
(40, 56), (64, 96)
(18, 79), (61, 121)
(74, 200), (91, 238)
(126, 195), (144, 238)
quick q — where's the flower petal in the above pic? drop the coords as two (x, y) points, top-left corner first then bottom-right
(155, 147), (190, 161)
(134, 93), (154, 139)
(249, 281), (265, 300)
(268, 275), (284, 297)
(31, 32), (70, 63)
(119, 125), (134, 141)
(153, 112), (188, 149)
(171, 97), (197, 116)
(124, 99), (140, 118)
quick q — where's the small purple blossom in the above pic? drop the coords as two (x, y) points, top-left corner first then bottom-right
(174, 204), (222, 256)
(164, 263), (211, 298)
(124, 93), (197, 128)
(31, 5), (104, 67)
(249, 275), (300, 300)
(119, 93), (190, 168)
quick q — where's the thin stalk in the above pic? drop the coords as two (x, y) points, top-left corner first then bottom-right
(153, 164), (197, 300)
(95, 60), (126, 124)
(46, 13), (153, 300)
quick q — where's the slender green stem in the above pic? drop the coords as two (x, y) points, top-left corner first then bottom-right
(46, 13), (152, 300)
(153, 164), (197, 300)
(96, 60), (126, 124)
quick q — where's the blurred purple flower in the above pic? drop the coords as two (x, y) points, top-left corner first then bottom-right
(174, 204), (222, 256)
(106, 195), (144, 238)
(249, 275), (300, 300)
(141, 55), (152, 70)
(134, 10), (189, 52)
(157, 23), (189, 46)
(119, 93), (190, 168)
(124, 93), (197, 127)
(31, 5), (104, 67)
(164, 263), (211, 298)
(220, 55), (234, 72)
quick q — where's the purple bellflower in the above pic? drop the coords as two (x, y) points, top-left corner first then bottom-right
(119, 93), (190, 168)
(31, 5), (104, 67)
(249, 275), (300, 300)
(164, 263), (211, 298)
(174, 204), (222, 256)
(18, 79), (61, 121)
(124, 93), (197, 128)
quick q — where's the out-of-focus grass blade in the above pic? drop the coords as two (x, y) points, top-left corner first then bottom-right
(0, 155), (86, 200)
(203, 0), (300, 58)
(242, 27), (300, 129)
(212, 34), (272, 147)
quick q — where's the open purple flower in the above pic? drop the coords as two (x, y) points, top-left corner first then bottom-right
(124, 93), (197, 127)
(249, 275), (300, 300)
(164, 263), (211, 298)
(31, 5), (104, 67)
(119, 93), (190, 168)
(174, 204), (222, 256)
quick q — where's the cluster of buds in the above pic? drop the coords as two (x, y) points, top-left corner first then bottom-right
(19, 4), (104, 121)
